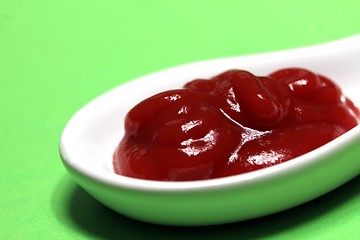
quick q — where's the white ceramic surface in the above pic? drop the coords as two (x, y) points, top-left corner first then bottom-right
(60, 34), (360, 226)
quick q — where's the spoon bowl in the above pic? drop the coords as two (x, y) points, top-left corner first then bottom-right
(60, 34), (360, 226)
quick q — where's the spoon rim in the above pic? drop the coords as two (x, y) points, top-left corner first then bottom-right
(60, 126), (360, 192)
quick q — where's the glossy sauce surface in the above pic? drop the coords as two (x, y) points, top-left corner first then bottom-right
(113, 68), (360, 181)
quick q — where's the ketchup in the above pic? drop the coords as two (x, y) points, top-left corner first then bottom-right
(113, 68), (360, 181)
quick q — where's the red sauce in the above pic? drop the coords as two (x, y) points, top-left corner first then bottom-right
(113, 68), (360, 181)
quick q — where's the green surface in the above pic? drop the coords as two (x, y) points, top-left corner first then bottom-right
(1, 0), (360, 239)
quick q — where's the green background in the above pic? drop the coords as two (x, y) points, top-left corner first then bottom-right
(1, 0), (360, 239)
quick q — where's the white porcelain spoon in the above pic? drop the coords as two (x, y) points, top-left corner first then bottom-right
(60, 34), (360, 226)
